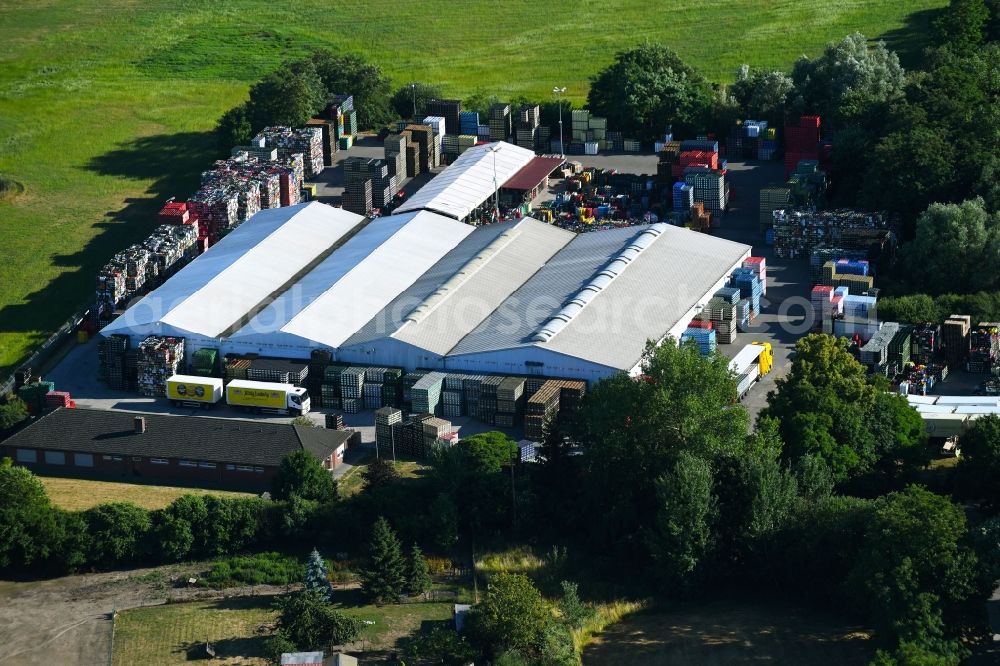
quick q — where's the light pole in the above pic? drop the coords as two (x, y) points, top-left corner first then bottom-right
(553, 86), (566, 157)
(487, 144), (501, 223)
(410, 82), (417, 119)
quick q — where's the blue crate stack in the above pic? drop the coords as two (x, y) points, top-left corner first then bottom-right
(460, 111), (480, 137)
(681, 328), (717, 355)
(730, 268), (763, 316)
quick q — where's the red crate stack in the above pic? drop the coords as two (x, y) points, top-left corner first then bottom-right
(784, 115), (822, 178)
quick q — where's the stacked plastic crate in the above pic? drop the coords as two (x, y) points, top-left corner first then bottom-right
(489, 103), (512, 142)
(321, 364), (344, 410)
(224, 355), (252, 381)
(247, 358), (308, 385)
(759, 186), (791, 236)
(860, 322), (901, 374)
(516, 104), (540, 150)
(496, 377), (526, 428)
(703, 297), (737, 344)
(375, 407), (403, 457)
(742, 256), (767, 296)
(478, 376), (503, 425)
(190, 348), (218, 378)
(383, 134), (407, 179)
(783, 114), (821, 179)
(730, 267), (763, 317)
(442, 375), (465, 418)
(525, 380), (562, 440)
(463, 375), (484, 419)
(412, 372), (446, 415)
(557, 381), (586, 426)
(943, 316), (972, 367)
(340, 367), (365, 414)
(422, 417), (453, 453)
(969, 323), (999, 373)
(253, 126), (324, 179)
(426, 99), (461, 134)
(136, 336), (184, 397)
(680, 327), (717, 355)
(98, 334), (130, 390)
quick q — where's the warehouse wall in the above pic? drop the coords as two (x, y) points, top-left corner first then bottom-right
(444, 346), (618, 384)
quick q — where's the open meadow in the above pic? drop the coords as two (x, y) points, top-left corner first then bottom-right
(0, 0), (946, 376)
(38, 475), (253, 511)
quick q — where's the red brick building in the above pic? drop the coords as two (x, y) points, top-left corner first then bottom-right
(1, 408), (352, 491)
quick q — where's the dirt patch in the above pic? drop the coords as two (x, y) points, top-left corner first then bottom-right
(0, 563), (291, 666)
(583, 598), (873, 665)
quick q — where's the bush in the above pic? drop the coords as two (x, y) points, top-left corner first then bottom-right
(203, 552), (304, 588)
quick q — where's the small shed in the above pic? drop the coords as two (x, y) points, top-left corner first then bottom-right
(454, 603), (472, 632)
(326, 654), (359, 666)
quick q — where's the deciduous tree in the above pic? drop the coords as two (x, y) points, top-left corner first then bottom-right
(273, 450), (336, 503)
(468, 572), (549, 658)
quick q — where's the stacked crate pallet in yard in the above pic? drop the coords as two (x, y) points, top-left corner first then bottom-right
(496, 377), (526, 428)
(412, 372), (446, 415)
(557, 381), (586, 426)
(943, 316), (971, 367)
(524, 380), (563, 441)
(246, 358), (308, 385)
(375, 407), (403, 457)
(383, 134), (407, 180)
(98, 334), (130, 390)
(253, 126), (324, 179)
(489, 103), (512, 142)
(136, 336), (184, 397)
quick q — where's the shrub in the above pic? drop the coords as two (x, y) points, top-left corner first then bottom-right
(202, 552), (304, 588)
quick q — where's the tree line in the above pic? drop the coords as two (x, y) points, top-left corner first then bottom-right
(5, 334), (1000, 663)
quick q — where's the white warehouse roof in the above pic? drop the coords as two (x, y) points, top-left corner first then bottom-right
(101, 202), (365, 340)
(395, 142), (536, 220)
(105, 170), (751, 382)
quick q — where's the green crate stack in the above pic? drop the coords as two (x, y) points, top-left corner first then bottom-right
(191, 348), (219, 378)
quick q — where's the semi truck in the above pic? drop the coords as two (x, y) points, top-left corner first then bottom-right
(729, 341), (773, 399)
(165, 376), (310, 415)
(224, 379), (310, 416)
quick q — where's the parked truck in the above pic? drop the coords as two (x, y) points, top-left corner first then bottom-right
(729, 341), (773, 399)
(225, 379), (310, 416)
(166, 375), (223, 408)
(165, 376), (310, 415)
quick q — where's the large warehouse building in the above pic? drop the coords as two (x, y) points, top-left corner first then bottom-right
(103, 143), (750, 383)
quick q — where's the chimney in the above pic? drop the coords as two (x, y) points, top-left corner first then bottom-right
(134, 416), (146, 435)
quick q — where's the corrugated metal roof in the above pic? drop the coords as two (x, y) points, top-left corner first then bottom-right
(102, 202), (364, 339)
(501, 156), (565, 191)
(395, 142), (536, 220)
(274, 211), (474, 348)
(450, 225), (750, 370)
(339, 222), (513, 350)
(392, 218), (574, 354)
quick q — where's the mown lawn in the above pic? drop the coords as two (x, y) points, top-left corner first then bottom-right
(112, 591), (453, 665)
(39, 476), (253, 511)
(0, 0), (946, 375)
(337, 455), (429, 498)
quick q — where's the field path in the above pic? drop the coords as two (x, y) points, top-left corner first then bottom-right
(0, 565), (291, 666)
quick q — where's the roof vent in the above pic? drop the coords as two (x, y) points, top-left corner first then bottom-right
(530, 223), (667, 343)
(134, 416), (146, 435)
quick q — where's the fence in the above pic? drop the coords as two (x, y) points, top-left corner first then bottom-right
(0, 304), (90, 396)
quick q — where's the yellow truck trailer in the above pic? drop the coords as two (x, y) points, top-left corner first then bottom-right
(166, 375), (224, 407)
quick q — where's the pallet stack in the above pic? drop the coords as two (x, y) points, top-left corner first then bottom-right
(784, 114), (822, 178)
(343, 179), (373, 216)
(186, 186), (240, 245)
(477, 376), (503, 425)
(442, 375), (466, 418)
(516, 104), (540, 151)
(427, 99), (462, 135)
(321, 364), (344, 410)
(703, 297), (737, 344)
(384, 134), (408, 179)
(524, 380), (562, 440)
(772, 210), (895, 263)
(253, 126), (324, 179)
(306, 349), (332, 407)
(403, 124), (434, 173)
(489, 103), (512, 142)
(412, 372), (446, 415)
(860, 322), (900, 375)
(557, 381), (586, 426)
(495, 377), (526, 428)
(136, 336), (184, 397)
(224, 355), (252, 381)
(969, 322), (999, 373)
(680, 327), (717, 355)
(98, 334), (131, 390)
(684, 169), (726, 214)
(460, 111), (479, 136)
(381, 369), (403, 409)
(305, 118), (336, 167)
(375, 407), (403, 457)
(422, 417), (453, 452)
(759, 186), (791, 235)
(190, 348), (219, 378)
(246, 358), (308, 385)
(942, 316), (972, 367)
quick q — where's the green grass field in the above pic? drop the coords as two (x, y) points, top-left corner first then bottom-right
(112, 592), (453, 665)
(0, 0), (946, 375)
(38, 475), (252, 511)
